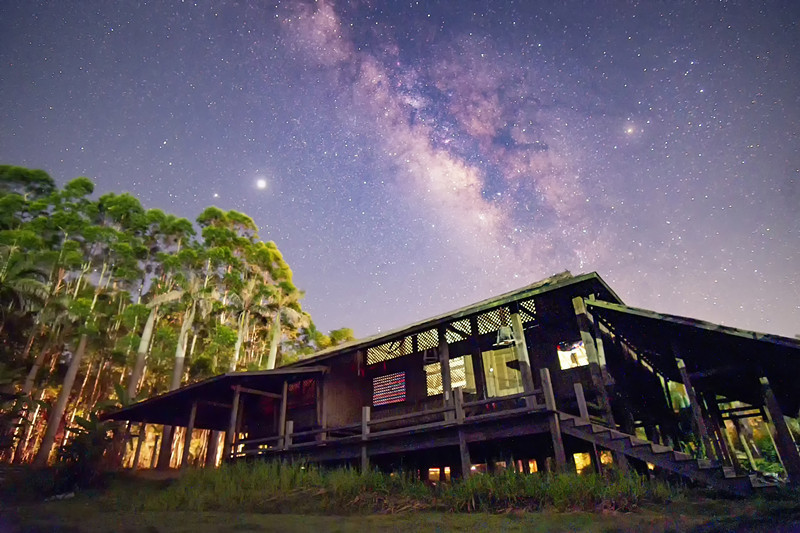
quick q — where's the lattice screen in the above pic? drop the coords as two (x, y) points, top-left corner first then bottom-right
(366, 336), (413, 365)
(417, 328), (439, 351)
(519, 299), (537, 323)
(476, 306), (511, 334)
(444, 318), (472, 343)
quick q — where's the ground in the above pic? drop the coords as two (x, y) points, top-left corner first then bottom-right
(4, 499), (800, 533)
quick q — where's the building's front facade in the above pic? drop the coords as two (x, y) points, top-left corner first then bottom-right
(107, 271), (800, 493)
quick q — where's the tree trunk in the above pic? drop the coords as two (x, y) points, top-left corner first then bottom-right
(157, 303), (196, 470)
(266, 313), (281, 370)
(33, 333), (88, 467)
(229, 311), (248, 371)
(127, 306), (157, 399)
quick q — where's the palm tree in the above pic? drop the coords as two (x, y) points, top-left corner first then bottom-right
(0, 247), (48, 327)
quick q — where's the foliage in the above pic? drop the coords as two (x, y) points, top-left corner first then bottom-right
(129, 461), (678, 515)
(53, 412), (115, 491)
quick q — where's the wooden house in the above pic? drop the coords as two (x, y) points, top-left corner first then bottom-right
(105, 271), (800, 493)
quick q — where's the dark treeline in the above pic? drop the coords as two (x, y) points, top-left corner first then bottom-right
(0, 165), (353, 468)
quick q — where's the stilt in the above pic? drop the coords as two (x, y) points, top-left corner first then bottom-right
(360, 406), (370, 472)
(224, 386), (241, 460)
(674, 354), (716, 459)
(278, 380), (288, 448)
(760, 376), (800, 485)
(180, 401), (197, 469)
(132, 422), (145, 470)
(540, 368), (566, 471)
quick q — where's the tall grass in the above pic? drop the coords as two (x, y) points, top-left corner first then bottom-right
(123, 461), (678, 515)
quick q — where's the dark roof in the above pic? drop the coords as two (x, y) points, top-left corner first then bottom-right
(586, 299), (800, 417)
(101, 366), (327, 430)
(289, 271), (622, 368)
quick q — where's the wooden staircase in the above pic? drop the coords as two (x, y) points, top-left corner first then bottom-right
(558, 412), (758, 495)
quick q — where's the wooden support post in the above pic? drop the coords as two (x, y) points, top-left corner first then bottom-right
(316, 375), (327, 442)
(278, 379), (288, 448)
(574, 382), (589, 419)
(224, 386), (241, 460)
(468, 315), (488, 400)
(150, 435), (160, 469)
(180, 401), (197, 470)
(760, 376), (800, 485)
(703, 393), (736, 469)
(361, 406), (370, 472)
(733, 418), (758, 471)
(284, 420), (294, 450)
(453, 387), (471, 478)
(540, 368), (566, 471)
(572, 297), (616, 428)
(675, 356), (716, 459)
(510, 308), (535, 408)
(454, 387), (465, 423)
(132, 423), (145, 470)
(438, 328), (453, 420)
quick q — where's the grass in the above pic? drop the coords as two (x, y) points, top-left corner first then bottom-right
(114, 461), (676, 514)
(3, 462), (800, 532)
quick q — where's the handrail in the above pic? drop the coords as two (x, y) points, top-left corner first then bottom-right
(369, 404), (453, 426)
(462, 389), (542, 409)
(233, 385), (551, 457)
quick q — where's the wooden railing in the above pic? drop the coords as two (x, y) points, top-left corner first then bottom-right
(232, 368), (559, 459)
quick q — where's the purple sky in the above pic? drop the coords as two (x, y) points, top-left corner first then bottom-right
(2, 1), (798, 338)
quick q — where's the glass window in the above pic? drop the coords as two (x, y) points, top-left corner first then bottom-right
(424, 355), (476, 396)
(557, 340), (588, 370)
(482, 346), (524, 398)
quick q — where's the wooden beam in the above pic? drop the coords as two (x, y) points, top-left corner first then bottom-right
(674, 355), (716, 460)
(132, 422), (145, 471)
(454, 387), (471, 478)
(224, 387), (241, 460)
(198, 400), (232, 409)
(233, 385), (282, 399)
(510, 308), (535, 408)
(361, 406), (370, 472)
(760, 376), (800, 485)
(468, 315), (488, 400)
(438, 328), (453, 420)
(540, 368), (566, 471)
(278, 379), (288, 448)
(572, 297), (616, 428)
(180, 401), (197, 469)
(704, 393), (742, 473)
(284, 420), (294, 450)
(574, 382), (589, 419)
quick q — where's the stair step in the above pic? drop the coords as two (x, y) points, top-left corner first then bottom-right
(651, 443), (672, 454)
(696, 459), (719, 470)
(673, 451), (693, 462)
(629, 437), (650, 447)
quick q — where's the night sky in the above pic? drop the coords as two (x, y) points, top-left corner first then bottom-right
(2, 1), (798, 339)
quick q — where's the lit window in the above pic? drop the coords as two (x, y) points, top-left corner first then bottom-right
(557, 341), (589, 369)
(372, 371), (406, 406)
(424, 356), (475, 396)
(573, 452), (593, 475)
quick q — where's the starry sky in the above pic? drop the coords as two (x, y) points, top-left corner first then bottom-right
(1, 1), (799, 339)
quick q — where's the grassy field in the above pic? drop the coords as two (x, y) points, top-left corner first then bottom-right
(2, 463), (799, 532)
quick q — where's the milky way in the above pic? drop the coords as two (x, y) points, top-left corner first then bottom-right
(1, 1), (798, 338)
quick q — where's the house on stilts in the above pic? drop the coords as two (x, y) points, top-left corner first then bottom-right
(104, 271), (800, 494)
